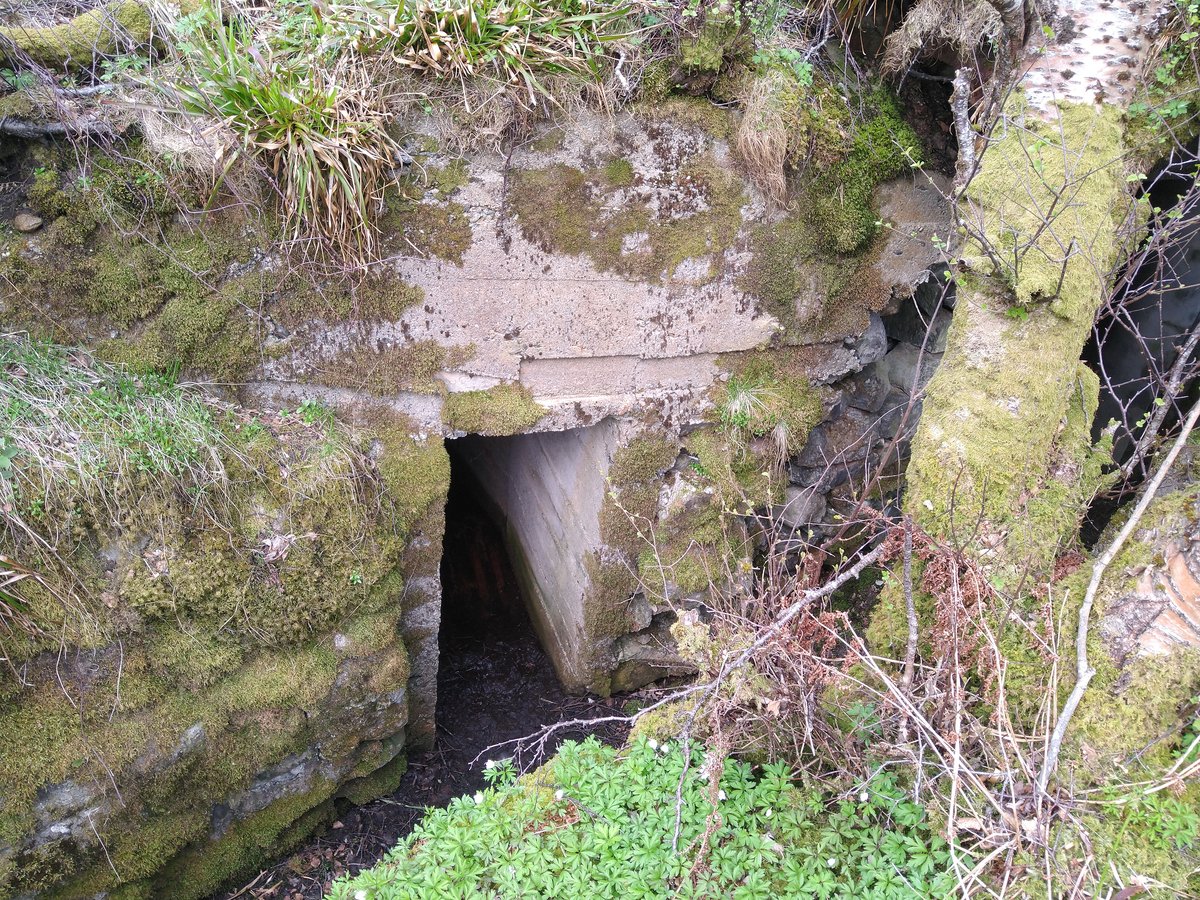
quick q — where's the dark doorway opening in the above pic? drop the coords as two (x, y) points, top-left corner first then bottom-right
(434, 440), (574, 767)
(439, 445), (530, 643)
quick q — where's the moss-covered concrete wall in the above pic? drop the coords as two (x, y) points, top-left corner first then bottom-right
(0, 71), (957, 895)
(0, 363), (449, 899)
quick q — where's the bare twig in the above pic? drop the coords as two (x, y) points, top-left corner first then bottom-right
(1039, 396), (1200, 792)
(0, 113), (115, 139)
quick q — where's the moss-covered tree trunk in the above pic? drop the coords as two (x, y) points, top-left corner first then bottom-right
(901, 2), (1155, 583)
(905, 100), (1133, 584)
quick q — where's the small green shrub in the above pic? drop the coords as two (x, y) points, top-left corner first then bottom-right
(719, 355), (822, 455)
(327, 736), (955, 899)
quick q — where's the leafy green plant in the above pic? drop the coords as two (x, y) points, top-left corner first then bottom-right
(751, 46), (813, 85)
(326, 737), (955, 899)
(1129, 0), (1200, 129)
(0, 68), (36, 90)
(99, 52), (149, 83)
(1113, 790), (1200, 852)
(297, 398), (335, 428)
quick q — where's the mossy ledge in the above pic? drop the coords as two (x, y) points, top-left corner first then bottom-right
(442, 383), (548, 436)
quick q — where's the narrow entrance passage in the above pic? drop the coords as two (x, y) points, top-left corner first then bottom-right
(215, 431), (628, 899)
(434, 448), (572, 773)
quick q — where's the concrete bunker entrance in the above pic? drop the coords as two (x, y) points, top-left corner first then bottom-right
(439, 419), (617, 696)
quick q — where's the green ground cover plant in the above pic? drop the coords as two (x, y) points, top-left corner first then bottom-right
(326, 736), (956, 899)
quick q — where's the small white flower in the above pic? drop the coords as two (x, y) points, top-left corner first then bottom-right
(354, 892), (368, 900)
(659, 742), (670, 754)
(827, 857), (838, 868)
(718, 790), (727, 801)
(764, 808), (773, 818)
(858, 791), (869, 803)
(647, 738), (659, 750)
(555, 789), (565, 801)
(485, 759), (496, 770)
(474, 792), (484, 804)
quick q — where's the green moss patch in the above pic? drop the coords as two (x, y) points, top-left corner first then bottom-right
(0, 0), (151, 69)
(316, 341), (474, 395)
(442, 382), (547, 436)
(507, 149), (744, 284)
(380, 194), (473, 264)
(739, 88), (920, 339)
(960, 98), (1133, 319)
(901, 102), (1132, 579)
(272, 273), (426, 329)
(716, 350), (824, 455)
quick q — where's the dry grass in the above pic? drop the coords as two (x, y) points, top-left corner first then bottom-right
(880, 0), (1001, 74)
(734, 69), (793, 204)
(170, 13), (402, 264)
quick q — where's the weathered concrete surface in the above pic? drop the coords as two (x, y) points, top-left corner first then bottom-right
(451, 422), (618, 690)
(249, 111), (948, 435)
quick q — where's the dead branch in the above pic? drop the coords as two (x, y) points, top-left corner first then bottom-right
(477, 538), (889, 767)
(982, 0), (1027, 59)
(1118, 319), (1200, 483)
(0, 114), (115, 139)
(1038, 395), (1200, 792)
(951, 66), (977, 191)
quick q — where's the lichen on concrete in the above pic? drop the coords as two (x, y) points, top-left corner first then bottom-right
(506, 143), (745, 284)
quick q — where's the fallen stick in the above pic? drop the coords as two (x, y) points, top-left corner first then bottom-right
(1038, 396), (1200, 793)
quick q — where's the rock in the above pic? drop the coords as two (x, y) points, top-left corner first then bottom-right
(821, 407), (884, 464)
(12, 213), (42, 233)
(627, 594), (654, 632)
(793, 425), (829, 469)
(803, 345), (864, 386)
(775, 487), (827, 532)
(212, 750), (328, 839)
(883, 282), (953, 352)
(610, 615), (696, 692)
(31, 781), (111, 849)
(788, 463), (849, 494)
(844, 363), (891, 414)
(850, 312), (888, 368)
(1100, 494), (1200, 663)
(879, 342), (942, 395)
